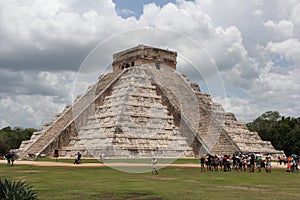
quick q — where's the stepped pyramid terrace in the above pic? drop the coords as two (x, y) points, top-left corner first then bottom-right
(16, 45), (284, 159)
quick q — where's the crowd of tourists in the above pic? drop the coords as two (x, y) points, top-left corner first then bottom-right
(278, 155), (299, 172)
(199, 153), (298, 173)
(2, 150), (298, 173)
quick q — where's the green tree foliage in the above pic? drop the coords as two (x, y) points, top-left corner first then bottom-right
(247, 111), (300, 156)
(0, 178), (38, 200)
(0, 127), (37, 155)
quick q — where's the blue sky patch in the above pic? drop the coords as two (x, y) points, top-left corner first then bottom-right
(271, 53), (292, 67)
(113, 0), (177, 18)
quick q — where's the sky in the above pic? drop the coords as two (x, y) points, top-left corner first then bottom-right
(0, 0), (300, 129)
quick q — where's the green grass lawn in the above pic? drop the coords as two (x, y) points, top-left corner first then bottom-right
(1, 163), (299, 200)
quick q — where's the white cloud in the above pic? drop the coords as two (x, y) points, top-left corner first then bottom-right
(291, 3), (300, 35)
(253, 9), (262, 16)
(0, 68), (75, 128)
(139, 1), (214, 41)
(0, 0), (299, 128)
(0, 0), (138, 71)
(265, 39), (300, 65)
(0, 69), (75, 100)
(0, 94), (66, 128)
(214, 96), (263, 122)
(262, 20), (294, 40)
(117, 8), (135, 17)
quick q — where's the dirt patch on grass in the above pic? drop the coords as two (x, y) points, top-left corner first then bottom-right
(222, 185), (272, 192)
(94, 192), (163, 200)
(144, 175), (176, 181)
(0, 169), (43, 173)
(0, 160), (287, 169)
(14, 170), (43, 173)
(185, 179), (199, 183)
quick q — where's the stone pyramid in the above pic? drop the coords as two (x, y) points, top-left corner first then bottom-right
(16, 45), (283, 159)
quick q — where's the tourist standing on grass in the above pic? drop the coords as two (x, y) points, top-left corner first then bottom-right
(232, 155), (237, 172)
(54, 149), (59, 161)
(238, 156), (243, 172)
(11, 153), (15, 166)
(222, 155), (227, 172)
(278, 156), (283, 165)
(77, 152), (82, 164)
(5, 152), (15, 166)
(250, 154), (255, 172)
(219, 156), (223, 171)
(266, 156), (271, 172)
(100, 153), (105, 163)
(214, 156), (220, 172)
(210, 155), (215, 172)
(5, 153), (11, 166)
(256, 155), (262, 172)
(242, 156), (247, 172)
(200, 156), (205, 172)
(291, 158), (297, 172)
(151, 158), (158, 175)
(226, 155), (232, 171)
(74, 152), (82, 164)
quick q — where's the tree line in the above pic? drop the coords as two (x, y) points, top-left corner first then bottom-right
(247, 111), (300, 156)
(0, 126), (36, 155)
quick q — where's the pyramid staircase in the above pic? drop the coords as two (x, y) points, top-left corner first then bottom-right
(147, 64), (282, 156)
(17, 70), (126, 159)
(146, 64), (237, 155)
(146, 64), (210, 155)
(60, 66), (197, 158)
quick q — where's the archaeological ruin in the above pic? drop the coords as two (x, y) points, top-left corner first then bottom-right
(16, 45), (283, 159)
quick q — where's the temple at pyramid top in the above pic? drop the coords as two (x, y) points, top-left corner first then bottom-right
(112, 44), (177, 71)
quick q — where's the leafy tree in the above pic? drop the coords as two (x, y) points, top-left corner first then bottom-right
(247, 111), (300, 156)
(0, 127), (37, 155)
(247, 111), (281, 141)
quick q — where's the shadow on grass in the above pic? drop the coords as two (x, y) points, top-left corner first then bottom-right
(93, 191), (163, 200)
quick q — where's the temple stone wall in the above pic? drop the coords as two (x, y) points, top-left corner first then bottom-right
(112, 45), (177, 71)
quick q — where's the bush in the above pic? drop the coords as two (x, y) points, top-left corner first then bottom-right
(0, 178), (37, 200)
